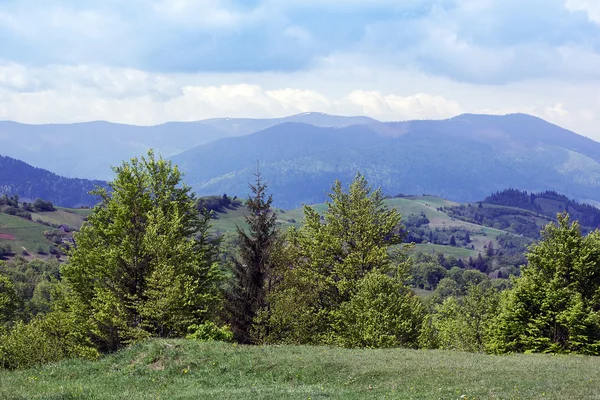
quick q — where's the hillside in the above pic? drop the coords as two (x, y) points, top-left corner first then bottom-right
(0, 113), (375, 180)
(443, 189), (600, 238)
(0, 155), (105, 207)
(1, 339), (599, 399)
(210, 195), (525, 267)
(0, 201), (89, 260)
(171, 113), (600, 209)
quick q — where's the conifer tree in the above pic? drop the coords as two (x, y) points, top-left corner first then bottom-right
(62, 150), (222, 351)
(266, 174), (423, 346)
(491, 213), (600, 354)
(226, 169), (278, 344)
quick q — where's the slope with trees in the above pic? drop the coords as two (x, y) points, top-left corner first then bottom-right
(0, 155), (105, 208)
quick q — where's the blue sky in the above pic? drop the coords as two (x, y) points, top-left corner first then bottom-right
(0, 0), (600, 139)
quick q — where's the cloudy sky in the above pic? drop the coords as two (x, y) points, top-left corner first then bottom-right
(1, 0), (600, 139)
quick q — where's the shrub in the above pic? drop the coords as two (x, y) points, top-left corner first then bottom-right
(424, 283), (500, 353)
(0, 311), (98, 370)
(333, 271), (425, 348)
(186, 321), (233, 342)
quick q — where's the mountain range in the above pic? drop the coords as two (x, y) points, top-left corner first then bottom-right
(0, 155), (104, 207)
(1, 112), (600, 209)
(172, 113), (600, 208)
(0, 113), (375, 180)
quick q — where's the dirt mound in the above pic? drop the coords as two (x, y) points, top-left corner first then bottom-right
(0, 233), (15, 240)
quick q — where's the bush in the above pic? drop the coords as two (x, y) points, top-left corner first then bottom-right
(333, 271), (425, 348)
(0, 310), (98, 370)
(186, 321), (233, 342)
(32, 198), (55, 212)
(0, 274), (19, 325)
(423, 283), (500, 352)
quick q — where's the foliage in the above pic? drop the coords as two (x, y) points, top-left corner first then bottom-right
(225, 170), (278, 344)
(266, 174), (417, 346)
(196, 194), (242, 214)
(0, 273), (19, 326)
(491, 213), (600, 354)
(0, 257), (60, 320)
(186, 321), (233, 342)
(0, 309), (98, 370)
(423, 282), (500, 352)
(410, 261), (447, 290)
(333, 271), (425, 348)
(62, 150), (222, 352)
(32, 198), (55, 212)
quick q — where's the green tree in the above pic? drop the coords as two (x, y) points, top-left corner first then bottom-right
(410, 262), (447, 290)
(334, 271), (424, 348)
(62, 150), (222, 351)
(491, 213), (600, 354)
(424, 282), (500, 352)
(0, 274), (19, 327)
(226, 170), (278, 344)
(266, 174), (420, 346)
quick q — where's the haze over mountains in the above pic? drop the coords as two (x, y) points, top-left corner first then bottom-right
(172, 113), (600, 208)
(0, 113), (376, 181)
(1, 112), (600, 208)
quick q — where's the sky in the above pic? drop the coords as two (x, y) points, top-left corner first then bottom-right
(1, 0), (600, 139)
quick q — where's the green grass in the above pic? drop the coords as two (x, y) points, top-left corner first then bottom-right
(210, 198), (518, 257)
(2, 339), (600, 399)
(413, 243), (479, 258)
(56, 207), (93, 217)
(0, 213), (53, 254)
(32, 209), (87, 230)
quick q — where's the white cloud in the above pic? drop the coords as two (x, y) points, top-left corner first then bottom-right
(346, 91), (462, 120)
(565, 0), (600, 23)
(151, 0), (265, 29)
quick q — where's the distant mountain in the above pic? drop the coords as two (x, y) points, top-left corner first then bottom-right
(0, 121), (228, 180)
(171, 114), (600, 209)
(0, 113), (376, 181)
(199, 112), (378, 136)
(0, 155), (105, 207)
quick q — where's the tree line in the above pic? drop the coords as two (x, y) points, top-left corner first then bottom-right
(2, 150), (600, 369)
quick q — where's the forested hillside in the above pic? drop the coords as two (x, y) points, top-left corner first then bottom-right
(172, 114), (600, 208)
(443, 189), (600, 239)
(0, 155), (104, 207)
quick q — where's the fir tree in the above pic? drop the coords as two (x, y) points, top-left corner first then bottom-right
(226, 169), (278, 344)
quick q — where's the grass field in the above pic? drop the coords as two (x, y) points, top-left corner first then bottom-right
(413, 243), (479, 258)
(1, 339), (600, 399)
(210, 197), (515, 258)
(32, 209), (87, 230)
(0, 213), (53, 254)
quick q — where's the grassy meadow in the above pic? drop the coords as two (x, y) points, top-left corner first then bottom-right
(1, 339), (600, 399)
(210, 196), (511, 258)
(0, 213), (52, 254)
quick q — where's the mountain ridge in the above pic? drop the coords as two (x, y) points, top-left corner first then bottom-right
(170, 113), (600, 208)
(0, 155), (105, 208)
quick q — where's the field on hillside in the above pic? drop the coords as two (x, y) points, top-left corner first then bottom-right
(413, 243), (478, 258)
(32, 209), (88, 230)
(1, 339), (600, 399)
(211, 196), (515, 258)
(0, 207), (88, 259)
(0, 213), (53, 254)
